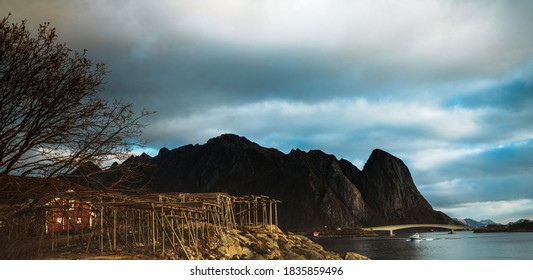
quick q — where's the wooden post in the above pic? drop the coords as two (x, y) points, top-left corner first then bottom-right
(51, 216), (55, 251)
(146, 210), (150, 246)
(161, 206), (165, 256)
(86, 212), (97, 253)
(229, 200), (236, 229)
(274, 202), (278, 227)
(171, 210), (175, 246)
(106, 214), (113, 250)
(154, 209), (158, 244)
(139, 210), (144, 244)
(152, 210), (156, 255)
(237, 203), (242, 226)
(113, 208), (117, 250)
(131, 210), (138, 245)
(269, 201), (273, 232)
(180, 214), (185, 242)
(184, 212), (192, 243)
(201, 209), (205, 240)
(262, 202), (267, 225)
(194, 213), (199, 243)
(254, 199), (258, 226)
(66, 212), (70, 247)
(100, 206), (104, 254)
(124, 210), (128, 245)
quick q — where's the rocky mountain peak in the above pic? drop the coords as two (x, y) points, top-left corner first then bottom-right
(363, 149), (404, 172)
(360, 149), (452, 225)
(72, 161), (102, 175)
(123, 152), (153, 166)
(205, 134), (284, 157)
(207, 134), (253, 148)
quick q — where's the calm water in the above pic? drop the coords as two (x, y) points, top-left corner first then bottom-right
(315, 231), (533, 260)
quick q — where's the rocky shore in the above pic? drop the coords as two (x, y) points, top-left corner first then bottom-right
(195, 226), (369, 260)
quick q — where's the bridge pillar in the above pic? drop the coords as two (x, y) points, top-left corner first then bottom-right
(389, 230), (394, 236)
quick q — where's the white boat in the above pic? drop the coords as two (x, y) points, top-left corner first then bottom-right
(409, 232), (421, 241)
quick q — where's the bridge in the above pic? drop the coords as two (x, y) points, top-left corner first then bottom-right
(362, 224), (470, 236)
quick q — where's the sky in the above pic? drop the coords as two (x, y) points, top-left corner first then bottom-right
(2, 0), (533, 224)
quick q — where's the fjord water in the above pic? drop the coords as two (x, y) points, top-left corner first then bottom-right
(315, 231), (533, 260)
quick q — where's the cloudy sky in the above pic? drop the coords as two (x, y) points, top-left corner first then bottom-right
(3, 0), (533, 224)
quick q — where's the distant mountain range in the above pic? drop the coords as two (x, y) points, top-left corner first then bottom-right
(454, 218), (501, 228)
(467, 218), (533, 233)
(454, 218), (533, 228)
(507, 219), (532, 225)
(70, 134), (456, 230)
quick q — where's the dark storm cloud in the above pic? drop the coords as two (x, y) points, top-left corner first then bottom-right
(7, 0), (533, 109)
(103, 47), (367, 118)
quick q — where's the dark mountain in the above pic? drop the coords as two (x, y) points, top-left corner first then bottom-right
(75, 134), (455, 230)
(508, 219), (531, 225)
(480, 219), (500, 226)
(474, 219), (533, 233)
(65, 153), (153, 192)
(455, 218), (502, 228)
(359, 149), (452, 225)
(456, 218), (484, 227)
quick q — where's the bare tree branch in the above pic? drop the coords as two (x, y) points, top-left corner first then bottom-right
(0, 15), (153, 184)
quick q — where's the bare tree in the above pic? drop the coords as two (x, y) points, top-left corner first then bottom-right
(0, 15), (151, 182)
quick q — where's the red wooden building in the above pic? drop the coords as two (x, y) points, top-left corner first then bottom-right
(45, 191), (93, 234)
